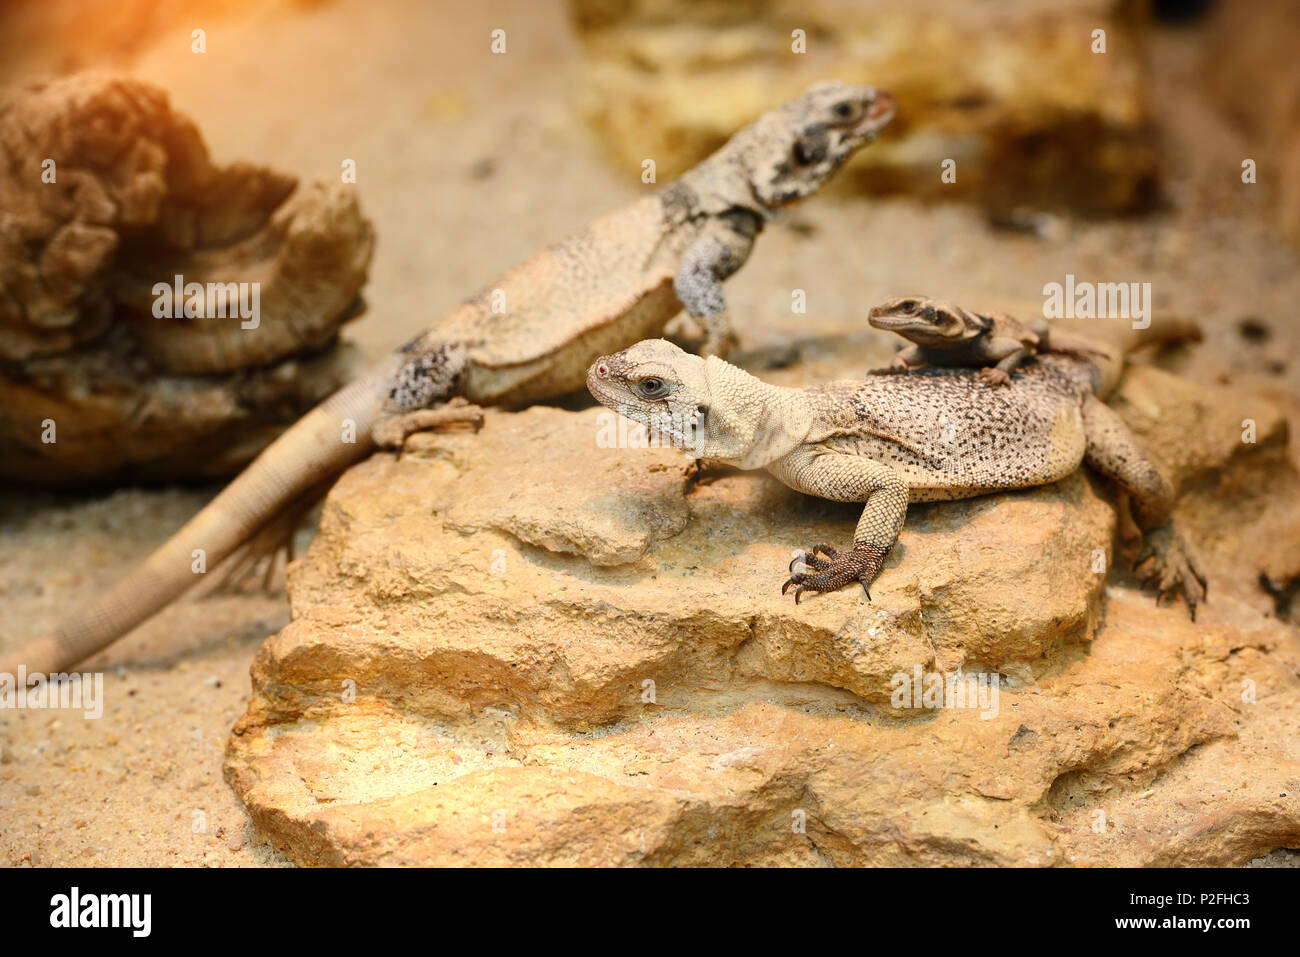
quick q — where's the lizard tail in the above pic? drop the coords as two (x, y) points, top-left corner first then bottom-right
(1115, 314), (1203, 354)
(1052, 315), (1202, 399)
(0, 355), (402, 678)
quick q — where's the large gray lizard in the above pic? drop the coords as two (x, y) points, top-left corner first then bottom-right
(1, 82), (896, 677)
(586, 331), (1207, 617)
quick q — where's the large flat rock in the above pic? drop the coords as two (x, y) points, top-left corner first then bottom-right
(226, 362), (1300, 865)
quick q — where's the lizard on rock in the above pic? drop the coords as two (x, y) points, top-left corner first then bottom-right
(586, 331), (1207, 617)
(2, 82), (896, 677)
(866, 295), (1111, 386)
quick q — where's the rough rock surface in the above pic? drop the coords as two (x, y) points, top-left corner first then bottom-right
(566, 0), (1159, 217)
(226, 353), (1300, 866)
(0, 74), (373, 484)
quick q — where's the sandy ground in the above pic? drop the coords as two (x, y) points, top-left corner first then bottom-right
(1, 0), (1298, 866)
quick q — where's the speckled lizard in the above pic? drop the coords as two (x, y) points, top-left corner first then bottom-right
(586, 331), (1207, 617)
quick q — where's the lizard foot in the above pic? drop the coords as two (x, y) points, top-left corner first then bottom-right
(977, 367), (1012, 387)
(781, 544), (884, 604)
(1134, 524), (1208, 620)
(206, 477), (333, 595)
(211, 534), (287, 594)
(372, 398), (485, 450)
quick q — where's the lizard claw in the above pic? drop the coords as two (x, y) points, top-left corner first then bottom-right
(781, 578), (808, 604)
(1132, 524), (1207, 620)
(782, 544), (885, 604)
(977, 367), (1013, 387)
(788, 542), (839, 573)
(204, 477), (333, 597)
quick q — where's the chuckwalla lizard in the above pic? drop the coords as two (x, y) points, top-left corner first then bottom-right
(586, 328), (1207, 617)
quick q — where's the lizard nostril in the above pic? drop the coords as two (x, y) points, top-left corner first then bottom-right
(595, 362), (610, 377)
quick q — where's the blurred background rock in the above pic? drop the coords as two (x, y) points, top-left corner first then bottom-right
(1202, 0), (1300, 247)
(0, 74), (371, 485)
(4, 0), (1292, 232)
(570, 0), (1160, 219)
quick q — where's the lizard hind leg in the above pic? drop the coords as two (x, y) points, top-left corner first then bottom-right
(374, 340), (483, 450)
(1135, 525), (1209, 619)
(371, 398), (485, 450)
(1080, 393), (1207, 618)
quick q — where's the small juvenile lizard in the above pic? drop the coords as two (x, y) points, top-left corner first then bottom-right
(867, 295), (1195, 386)
(865, 294), (1114, 387)
(587, 333), (1207, 617)
(2, 82), (896, 677)
(867, 296), (1051, 385)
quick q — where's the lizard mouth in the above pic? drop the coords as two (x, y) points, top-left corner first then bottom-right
(867, 312), (920, 332)
(859, 92), (896, 133)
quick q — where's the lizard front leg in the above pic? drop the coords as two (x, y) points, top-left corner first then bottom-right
(1081, 393), (1207, 618)
(890, 343), (926, 372)
(769, 446), (909, 603)
(672, 217), (757, 357)
(976, 339), (1031, 386)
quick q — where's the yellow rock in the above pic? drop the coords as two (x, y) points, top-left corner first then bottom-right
(225, 361), (1300, 865)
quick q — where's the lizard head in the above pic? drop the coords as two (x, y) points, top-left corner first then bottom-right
(868, 296), (990, 347)
(741, 82), (895, 209)
(588, 339), (808, 468)
(588, 339), (711, 454)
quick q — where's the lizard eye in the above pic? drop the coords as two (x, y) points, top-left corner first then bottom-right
(634, 377), (671, 399)
(896, 299), (918, 312)
(832, 100), (863, 123)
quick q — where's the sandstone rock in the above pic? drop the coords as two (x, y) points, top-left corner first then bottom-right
(226, 360), (1300, 866)
(566, 0), (1159, 217)
(0, 74), (373, 485)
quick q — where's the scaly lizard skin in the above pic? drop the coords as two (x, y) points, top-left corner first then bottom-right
(1, 83), (895, 678)
(586, 336), (1207, 617)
